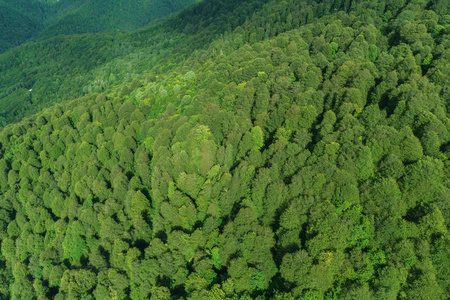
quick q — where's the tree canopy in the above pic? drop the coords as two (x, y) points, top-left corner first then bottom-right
(0, 0), (449, 298)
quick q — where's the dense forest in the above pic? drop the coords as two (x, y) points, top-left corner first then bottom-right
(0, 0), (197, 53)
(0, 0), (48, 53)
(0, 0), (449, 299)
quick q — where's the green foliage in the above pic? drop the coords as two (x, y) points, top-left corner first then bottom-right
(184, 71), (196, 82)
(0, 0), (46, 53)
(251, 126), (264, 150)
(330, 42), (338, 58)
(0, 0), (197, 54)
(0, 0), (449, 299)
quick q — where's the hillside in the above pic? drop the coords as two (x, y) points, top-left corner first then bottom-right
(0, 0), (267, 126)
(37, 0), (199, 39)
(0, 0), (449, 299)
(0, 0), (47, 53)
(0, 0), (197, 54)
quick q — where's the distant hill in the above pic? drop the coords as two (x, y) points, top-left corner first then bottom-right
(0, 0), (197, 53)
(37, 0), (199, 39)
(0, 0), (47, 53)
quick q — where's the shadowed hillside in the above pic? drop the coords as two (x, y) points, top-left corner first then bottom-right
(0, 0), (197, 54)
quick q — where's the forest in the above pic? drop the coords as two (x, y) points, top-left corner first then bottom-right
(0, 0), (449, 299)
(0, 0), (196, 53)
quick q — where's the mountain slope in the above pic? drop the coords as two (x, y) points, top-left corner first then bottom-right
(37, 0), (199, 39)
(0, 0), (269, 126)
(0, 0), (197, 54)
(0, 0), (47, 53)
(0, 0), (449, 299)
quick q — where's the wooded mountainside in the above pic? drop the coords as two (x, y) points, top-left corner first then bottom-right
(0, 0), (449, 299)
(0, 0), (197, 53)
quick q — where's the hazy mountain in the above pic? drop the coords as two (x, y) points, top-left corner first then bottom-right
(0, 0), (47, 52)
(0, 0), (197, 53)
